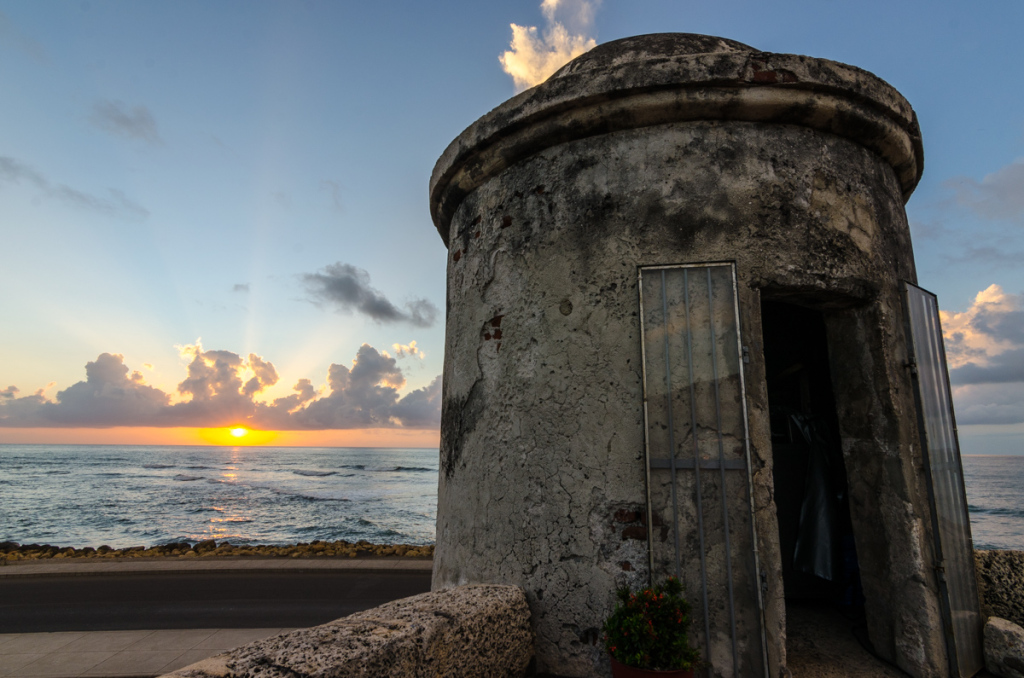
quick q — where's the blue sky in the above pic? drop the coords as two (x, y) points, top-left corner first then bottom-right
(1, 0), (1023, 451)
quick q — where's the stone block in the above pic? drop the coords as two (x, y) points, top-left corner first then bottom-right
(985, 617), (1024, 678)
(161, 584), (533, 678)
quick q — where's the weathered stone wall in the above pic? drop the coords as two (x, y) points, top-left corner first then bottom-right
(977, 550), (1024, 628)
(434, 119), (938, 677)
(430, 33), (937, 678)
(161, 584), (532, 678)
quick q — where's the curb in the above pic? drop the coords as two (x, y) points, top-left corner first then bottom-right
(0, 557), (434, 578)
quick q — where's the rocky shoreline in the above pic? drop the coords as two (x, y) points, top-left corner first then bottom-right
(0, 539), (434, 561)
(976, 549), (1024, 629)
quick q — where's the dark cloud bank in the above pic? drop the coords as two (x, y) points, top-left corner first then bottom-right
(304, 263), (438, 328)
(0, 345), (441, 430)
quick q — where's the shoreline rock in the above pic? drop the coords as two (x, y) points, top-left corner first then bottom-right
(0, 539), (434, 561)
(976, 549), (1024, 629)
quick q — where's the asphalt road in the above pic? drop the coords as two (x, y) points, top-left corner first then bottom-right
(0, 570), (432, 633)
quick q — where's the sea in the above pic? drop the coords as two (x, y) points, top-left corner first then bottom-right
(0, 446), (1021, 551)
(0, 445), (438, 549)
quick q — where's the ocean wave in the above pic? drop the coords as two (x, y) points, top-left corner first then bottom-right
(363, 465), (435, 473)
(292, 470), (337, 477)
(174, 474), (204, 482)
(142, 463), (175, 469)
(267, 486), (350, 502)
(973, 506), (1024, 518)
(354, 518), (401, 537)
(186, 465), (213, 470)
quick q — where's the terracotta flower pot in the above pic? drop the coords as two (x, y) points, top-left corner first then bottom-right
(609, 656), (695, 678)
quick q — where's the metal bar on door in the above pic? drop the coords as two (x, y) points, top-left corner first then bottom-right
(660, 270), (682, 580)
(682, 268), (712, 665)
(707, 267), (740, 677)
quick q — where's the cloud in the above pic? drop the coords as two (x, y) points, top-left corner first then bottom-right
(942, 285), (1024, 370)
(0, 156), (149, 220)
(393, 341), (425, 360)
(391, 375), (442, 428)
(15, 353), (170, 427)
(303, 263), (439, 327)
(272, 191), (290, 208)
(0, 342), (442, 431)
(951, 383), (1024, 426)
(320, 180), (344, 213)
(940, 285), (1024, 425)
(944, 159), (1024, 222)
(942, 245), (1024, 268)
(499, 0), (599, 91)
(90, 100), (162, 145)
(909, 219), (949, 241)
(232, 283), (250, 293)
(289, 345), (406, 429)
(0, 10), (48, 63)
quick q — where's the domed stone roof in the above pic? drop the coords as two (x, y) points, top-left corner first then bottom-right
(429, 33), (924, 245)
(549, 33), (755, 80)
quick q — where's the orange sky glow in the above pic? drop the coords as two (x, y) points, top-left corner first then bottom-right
(0, 427), (440, 448)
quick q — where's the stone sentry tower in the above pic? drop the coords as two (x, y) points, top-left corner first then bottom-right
(428, 34), (983, 678)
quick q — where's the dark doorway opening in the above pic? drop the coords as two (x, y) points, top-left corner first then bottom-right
(761, 300), (863, 610)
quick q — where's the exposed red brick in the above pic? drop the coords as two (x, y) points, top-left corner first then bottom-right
(621, 526), (648, 541)
(614, 509), (641, 523)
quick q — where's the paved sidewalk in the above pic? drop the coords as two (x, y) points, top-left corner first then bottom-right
(0, 628), (290, 677)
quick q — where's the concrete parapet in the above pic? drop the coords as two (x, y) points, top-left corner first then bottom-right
(161, 584), (533, 678)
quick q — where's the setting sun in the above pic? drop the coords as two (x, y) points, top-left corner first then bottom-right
(198, 427), (278, 446)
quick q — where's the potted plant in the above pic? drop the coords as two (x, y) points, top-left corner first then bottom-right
(602, 576), (700, 677)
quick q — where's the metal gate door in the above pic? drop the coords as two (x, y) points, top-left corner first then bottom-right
(639, 263), (768, 678)
(904, 282), (984, 678)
